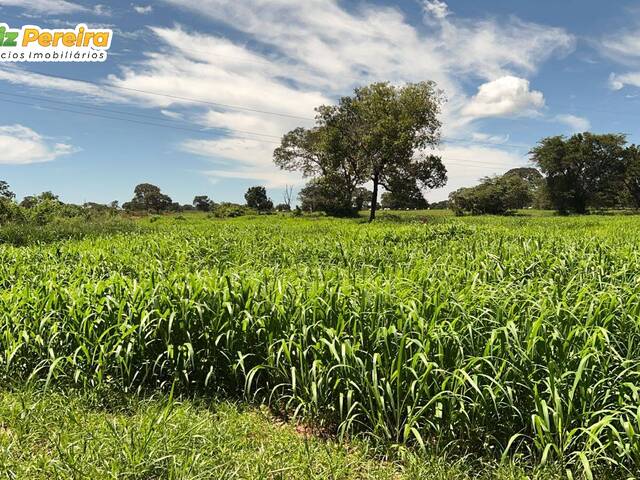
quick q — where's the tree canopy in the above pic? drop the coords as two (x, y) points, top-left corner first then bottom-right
(274, 81), (447, 221)
(244, 186), (273, 212)
(530, 133), (627, 214)
(123, 183), (172, 213)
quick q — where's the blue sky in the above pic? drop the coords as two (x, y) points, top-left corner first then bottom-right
(0, 0), (640, 205)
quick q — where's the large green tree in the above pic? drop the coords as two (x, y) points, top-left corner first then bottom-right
(244, 186), (273, 212)
(123, 183), (172, 213)
(530, 133), (627, 214)
(274, 81), (447, 221)
(193, 195), (214, 212)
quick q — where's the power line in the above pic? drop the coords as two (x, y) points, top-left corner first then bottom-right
(0, 97), (283, 144)
(0, 96), (527, 169)
(3, 68), (314, 121)
(0, 90), (283, 140)
(0, 69), (540, 151)
(3, 86), (532, 150)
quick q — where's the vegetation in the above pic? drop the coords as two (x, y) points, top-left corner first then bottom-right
(244, 186), (274, 212)
(0, 212), (638, 477)
(449, 168), (543, 215)
(530, 132), (640, 214)
(274, 81), (447, 221)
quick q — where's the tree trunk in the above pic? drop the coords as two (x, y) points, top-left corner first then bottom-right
(369, 173), (379, 222)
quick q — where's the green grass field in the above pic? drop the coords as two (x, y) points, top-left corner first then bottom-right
(1, 211), (639, 478)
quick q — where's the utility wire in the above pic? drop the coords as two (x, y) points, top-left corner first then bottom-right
(1, 68), (313, 121)
(0, 96), (528, 168)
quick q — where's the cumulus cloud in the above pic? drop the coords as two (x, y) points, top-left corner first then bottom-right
(0, 0), (574, 188)
(140, 1), (571, 183)
(133, 5), (153, 14)
(423, 0), (450, 21)
(462, 76), (545, 120)
(600, 28), (640, 91)
(0, 125), (77, 165)
(609, 71), (640, 90)
(555, 114), (590, 132)
(0, 0), (87, 14)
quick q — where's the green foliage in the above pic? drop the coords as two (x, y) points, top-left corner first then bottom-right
(274, 81), (447, 221)
(123, 183), (173, 213)
(244, 186), (274, 212)
(0, 215), (639, 477)
(0, 180), (15, 200)
(193, 195), (215, 212)
(298, 175), (356, 216)
(381, 181), (429, 210)
(212, 202), (253, 218)
(275, 203), (291, 212)
(0, 390), (566, 479)
(530, 133), (627, 214)
(449, 173), (536, 215)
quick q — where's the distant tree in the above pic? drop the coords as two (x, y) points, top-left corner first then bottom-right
(274, 81), (447, 222)
(212, 202), (251, 218)
(109, 200), (119, 210)
(275, 203), (291, 212)
(622, 145), (640, 209)
(381, 180), (429, 210)
(39, 191), (59, 202)
(20, 191), (60, 208)
(125, 183), (172, 213)
(449, 174), (532, 215)
(430, 199), (449, 209)
(20, 196), (38, 208)
(193, 195), (214, 212)
(168, 202), (183, 212)
(298, 176), (354, 216)
(0, 181), (15, 200)
(530, 133), (627, 214)
(244, 186), (273, 212)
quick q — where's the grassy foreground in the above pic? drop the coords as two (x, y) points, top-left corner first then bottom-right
(1, 211), (640, 477)
(0, 389), (561, 479)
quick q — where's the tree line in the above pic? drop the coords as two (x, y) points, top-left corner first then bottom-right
(273, 81), (640, 217)
(3, 81), (640, 222)
(450, 133), (640, 215)
(0, 181), (288, 226)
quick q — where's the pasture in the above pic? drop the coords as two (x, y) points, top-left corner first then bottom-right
(1, 212), (639, 478)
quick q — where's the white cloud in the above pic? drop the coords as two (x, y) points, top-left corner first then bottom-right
(423, 0), (450, 20)
(142, 1), (571, 183)
(133, 4), (153, 14)
(555, 114), (590, 132)
(0, 67), (125, 103)
(599, 29), (640, 65)
(160, 109), (184, 120)
(92, 4), (111, 16)
(600, 28), (640, 92)
(471, 132), (511, 144)
(0, 0), (573, 190)
(609, 71), (640, 90)
(0, 0), (87, 14)
(462, 76), (545, 119)
(0, 125), (76, 165)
